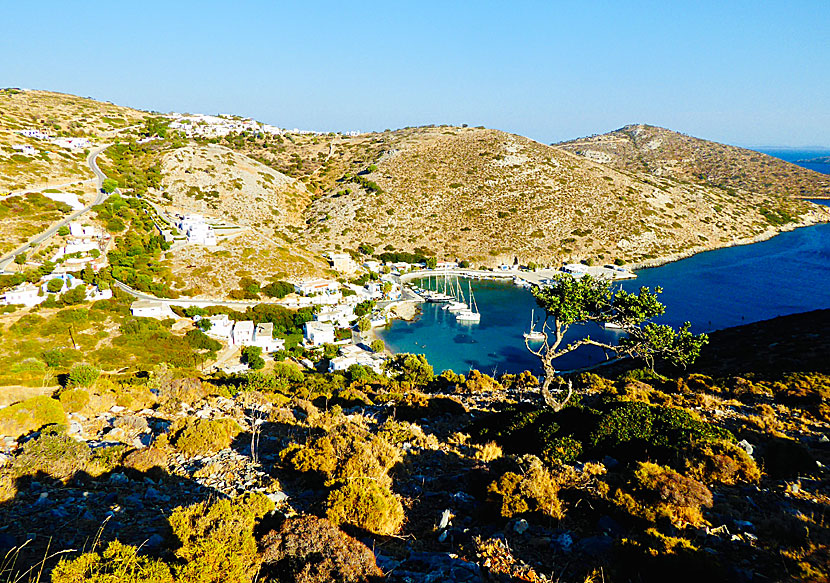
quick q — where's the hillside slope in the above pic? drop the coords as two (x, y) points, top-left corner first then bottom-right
(301, 126), (825, 267)
(558, 124), (830, 199)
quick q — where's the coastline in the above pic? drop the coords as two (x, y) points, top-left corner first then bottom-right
(626, 208), (830, 271)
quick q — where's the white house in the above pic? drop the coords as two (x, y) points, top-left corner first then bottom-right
(88, 287), (112, 301)
(18, 129), (52, 140)
(304, 321), (336, 347)
(2, 284), (46, 307)
(130, 300), (176, 319)
(252, 322), (284, 353)
(436, 261), (458, 270)
(293, 279), (340, 296)
(231, 320), (255, 346)
(178, 215), (217, 246)
(69, 223), (100, 238)
(314, 304), (356, 328)
(205, 314), (234, 341)
(328, 346), (387, 374)
(12, 145), (37, 156)
(363, 260), (381, 272)
(53, 137), (92, 150)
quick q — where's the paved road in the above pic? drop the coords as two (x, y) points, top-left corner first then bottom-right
(0, 144), (113, 272)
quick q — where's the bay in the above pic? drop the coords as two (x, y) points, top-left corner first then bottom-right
(378, 223), (830, 376)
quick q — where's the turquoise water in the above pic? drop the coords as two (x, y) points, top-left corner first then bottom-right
(378, 223), (830, 376)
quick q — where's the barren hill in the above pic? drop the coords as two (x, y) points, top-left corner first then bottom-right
(160, 144), (310, 231)
(299, 126), (825, 267)
(557, 124), (830, 199)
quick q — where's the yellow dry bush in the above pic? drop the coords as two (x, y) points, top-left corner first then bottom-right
(326, 480), (405, 536)
(281, 420), (401, 486)
(474, 441), (503, 462)
(171, 417), (242, 457)
(488, 459), (562, 519)
(169, 492), (274, 583)
(613, 462), (712, 527)
(685, 440), (761, 485)
(52, 540), (174, 583)
(0, 395), (66, 438)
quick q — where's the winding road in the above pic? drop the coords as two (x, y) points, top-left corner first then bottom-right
(0, 144), (114, 272)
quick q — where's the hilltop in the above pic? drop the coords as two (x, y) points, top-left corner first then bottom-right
(558, 124), (830, 200)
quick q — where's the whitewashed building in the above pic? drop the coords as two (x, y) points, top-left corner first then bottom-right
(304, 321), (336, 347)
(178, 215), (217, 246)
(231, 320), (255, 345)
(252, 322), (284, 353)
(2, 284), (46, 307)
(130, 300), (176, 319)
(205, 314), (234, 341)
(293, 279), (340, 296)
(314, 304), (356, 328)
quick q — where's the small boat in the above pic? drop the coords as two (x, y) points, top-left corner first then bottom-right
(603, 321), (624, 330)
(523, 309), (545, 341)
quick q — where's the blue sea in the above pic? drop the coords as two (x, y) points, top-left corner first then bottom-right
(378, 152), (830, 375)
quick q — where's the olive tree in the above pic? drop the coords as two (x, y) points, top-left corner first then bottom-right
(526, 275), (707, 410)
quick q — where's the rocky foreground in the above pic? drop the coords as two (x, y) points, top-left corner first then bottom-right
(0, 312), (828, 582)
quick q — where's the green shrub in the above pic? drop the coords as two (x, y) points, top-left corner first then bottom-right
(590, 402), (731, 458)
(67, 364), (101, 388)
(11, 425), (90, 480)
(0, 396), (66, 438)
(326, 480), (405, 535)
(541, 436), (583, 465)
(52, 540), (174, 583)
(54, 494), (273, 583)
(171, 418), (241, 457)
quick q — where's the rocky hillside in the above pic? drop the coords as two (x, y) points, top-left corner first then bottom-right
(0, 88), (149, 192)
(300, 126), (825, 267)
(160, 144), (310, 230)
(558, 124), (830, 199)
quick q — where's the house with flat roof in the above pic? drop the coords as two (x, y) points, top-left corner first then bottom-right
(2, 283), (46, 307)
(293, 279), (340, 296)
(304, 321), (336, 347)
(252, 322), (284, 353)
(231, 320), (255, 346)
(130, 300), (176, 319)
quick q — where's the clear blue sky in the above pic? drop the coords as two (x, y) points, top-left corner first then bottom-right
(2, 1), (828, 147)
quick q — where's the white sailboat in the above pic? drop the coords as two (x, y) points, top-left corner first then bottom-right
(523, 309), (545, 341)
(456, 280), (481, 323)
(444, 276), (468, 311)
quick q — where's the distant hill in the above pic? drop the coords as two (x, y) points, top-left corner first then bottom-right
(558, 124), (830, 199)
(796, 155), (830, 165)
(294, 126), (825, 268)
